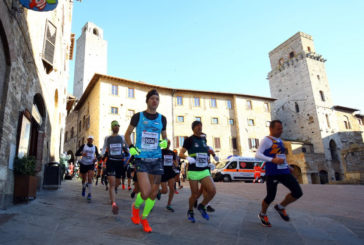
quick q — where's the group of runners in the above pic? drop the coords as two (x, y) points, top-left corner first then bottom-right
(75, 89), (303, 232)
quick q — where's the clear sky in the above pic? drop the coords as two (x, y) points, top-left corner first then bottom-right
(68, 0), (364, 113)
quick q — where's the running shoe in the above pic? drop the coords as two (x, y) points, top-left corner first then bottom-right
(157, 191), (161, 200)
(82, 187), (86, 197)
(130, 191), (136, 199)
(166, 206), (175, 212)
(141, 218), (152, 233)
(187, 210), (195, 223)
(175, 190), (179, 194)
(128, 186), (132, 191)
(122, 184), (125, 190)
(197, 204), (209, 220)
(258, 213), (272, 227)
(206, 205), (215, 212)
(87, 193), (91, 202)
(112, 202), (119, 215)
(131, 204), (141, 225)
(274, 205), (290, 222)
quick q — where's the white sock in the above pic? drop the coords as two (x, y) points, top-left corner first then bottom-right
(88, 183), (92, 194)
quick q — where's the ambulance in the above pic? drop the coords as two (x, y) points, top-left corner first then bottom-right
(212, 156), (265, 182)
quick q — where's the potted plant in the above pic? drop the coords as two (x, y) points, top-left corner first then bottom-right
(13, 155), (37, 203)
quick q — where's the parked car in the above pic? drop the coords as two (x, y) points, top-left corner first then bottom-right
(212, 156), (265, 182)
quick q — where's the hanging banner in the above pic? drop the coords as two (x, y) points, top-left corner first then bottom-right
(19, 0), (58, 12)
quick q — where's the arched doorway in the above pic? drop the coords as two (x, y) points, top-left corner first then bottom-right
(290, 165), (303, 184)
(29, 94), (46, 171)
(329, 140), (339, 161)
(319, 170), (329, 184)
(335, 172), (342, 181)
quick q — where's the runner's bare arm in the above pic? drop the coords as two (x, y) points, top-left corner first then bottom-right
(179, 148), (187, 159)
(161, 130), (167, 140)
(125, 124), (135, 146)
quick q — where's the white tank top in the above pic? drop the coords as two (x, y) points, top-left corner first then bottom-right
(81, 144), (96, 165)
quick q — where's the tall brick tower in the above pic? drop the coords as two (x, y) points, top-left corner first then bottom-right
(73, 22), (107, 99)
(268, 32), (342, 179)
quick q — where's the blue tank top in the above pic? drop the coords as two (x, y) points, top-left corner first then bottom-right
(263, 137), (290, 176)
(135, 112), (163, 159)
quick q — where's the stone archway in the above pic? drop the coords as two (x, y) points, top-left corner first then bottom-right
(319, 170), (329, 184)
(290, 165), (303, 184)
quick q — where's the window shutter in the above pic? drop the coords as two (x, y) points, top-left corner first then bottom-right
(255, 139), (259, 148)
(42, 20), (57, 72)
(175, 137), (179, 148)
(248, 139), (252, 149)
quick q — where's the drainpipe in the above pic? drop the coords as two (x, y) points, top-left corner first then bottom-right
(171, 89), (176, 148)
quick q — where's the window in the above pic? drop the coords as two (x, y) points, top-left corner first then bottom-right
(214, 137), (221, 149)
(111, 85), (118, 95)
(78, 121), (81, 132)
(86, 116), (90, 129)
(317, 75), (320, 80)
(83, 115), (86, 128)
(344, 116), (351, 129)
(177, 116), (184, 122)
(307, 46), (311, 52)
(319, 91), (325, 101)
(128, 110), (135, 117)
(278, 58), (284, 66)
(93, 28), (99, 36)
(289, 51), (295, 59)
(264, 103), (270, 112)
(227, 100), (232, 109)
(194, 97), (200, 107)
(128, 88), (135, 98)
(295, 102), (300, 113)
(212, 118), (219, 124)
(177, 96), (183, 105)
(248, 119), (255, 126)
(195, 117), (201, 122)
(232, 138), (237, 150)
(210, 98), (217, 108)
(326, 114), (331, 128)
(229, 119), (234, 125)
(246, 100), (253, 110)
(111, 107), (118, 114)
(65, 132), (68, 142)
(227, 161), (237, 169)
(71, 127), (74, 138)
(266, 121), (271, 127)
(42, 20), (57, 73)
(248, 138), (259, 149)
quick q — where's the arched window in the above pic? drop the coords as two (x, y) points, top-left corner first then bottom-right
(329, 140), (338, 161)
(344, 116), (351, 129)
(93, 28), (99, 36)
(319, 91), (325, 101)
(325, 114), (331, 128)
(307, 46), (311, 52)
(295, 102), (300, 113)
(278, 58), (284, 66)
(71, 127), (74, 138)
(289, 51), (295, 59)
(317, 74), (320, 80)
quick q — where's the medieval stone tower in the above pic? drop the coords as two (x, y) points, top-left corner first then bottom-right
(73, 22), (107, 99)
(268, 32), (343, 177)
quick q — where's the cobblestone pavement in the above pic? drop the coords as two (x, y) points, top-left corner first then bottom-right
(0, 179), (363, 245)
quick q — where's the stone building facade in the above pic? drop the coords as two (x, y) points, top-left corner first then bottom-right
(0, 0), (73, 208)
(64, 74), (274, 161)
(268, 32), (364, 184)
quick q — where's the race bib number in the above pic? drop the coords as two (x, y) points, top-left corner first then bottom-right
(141, 131), (159, 150)
(85, 150), (94, 160)
(164, 155), (173, 166)
(196, 153), (208, 168)
(110, 143), (122, 156)
(276, 154), (288, 169)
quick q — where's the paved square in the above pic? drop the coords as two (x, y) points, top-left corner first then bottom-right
(1, 180), (363, 245)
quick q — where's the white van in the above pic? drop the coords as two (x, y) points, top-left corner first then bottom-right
(212, 156), (265, 182)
